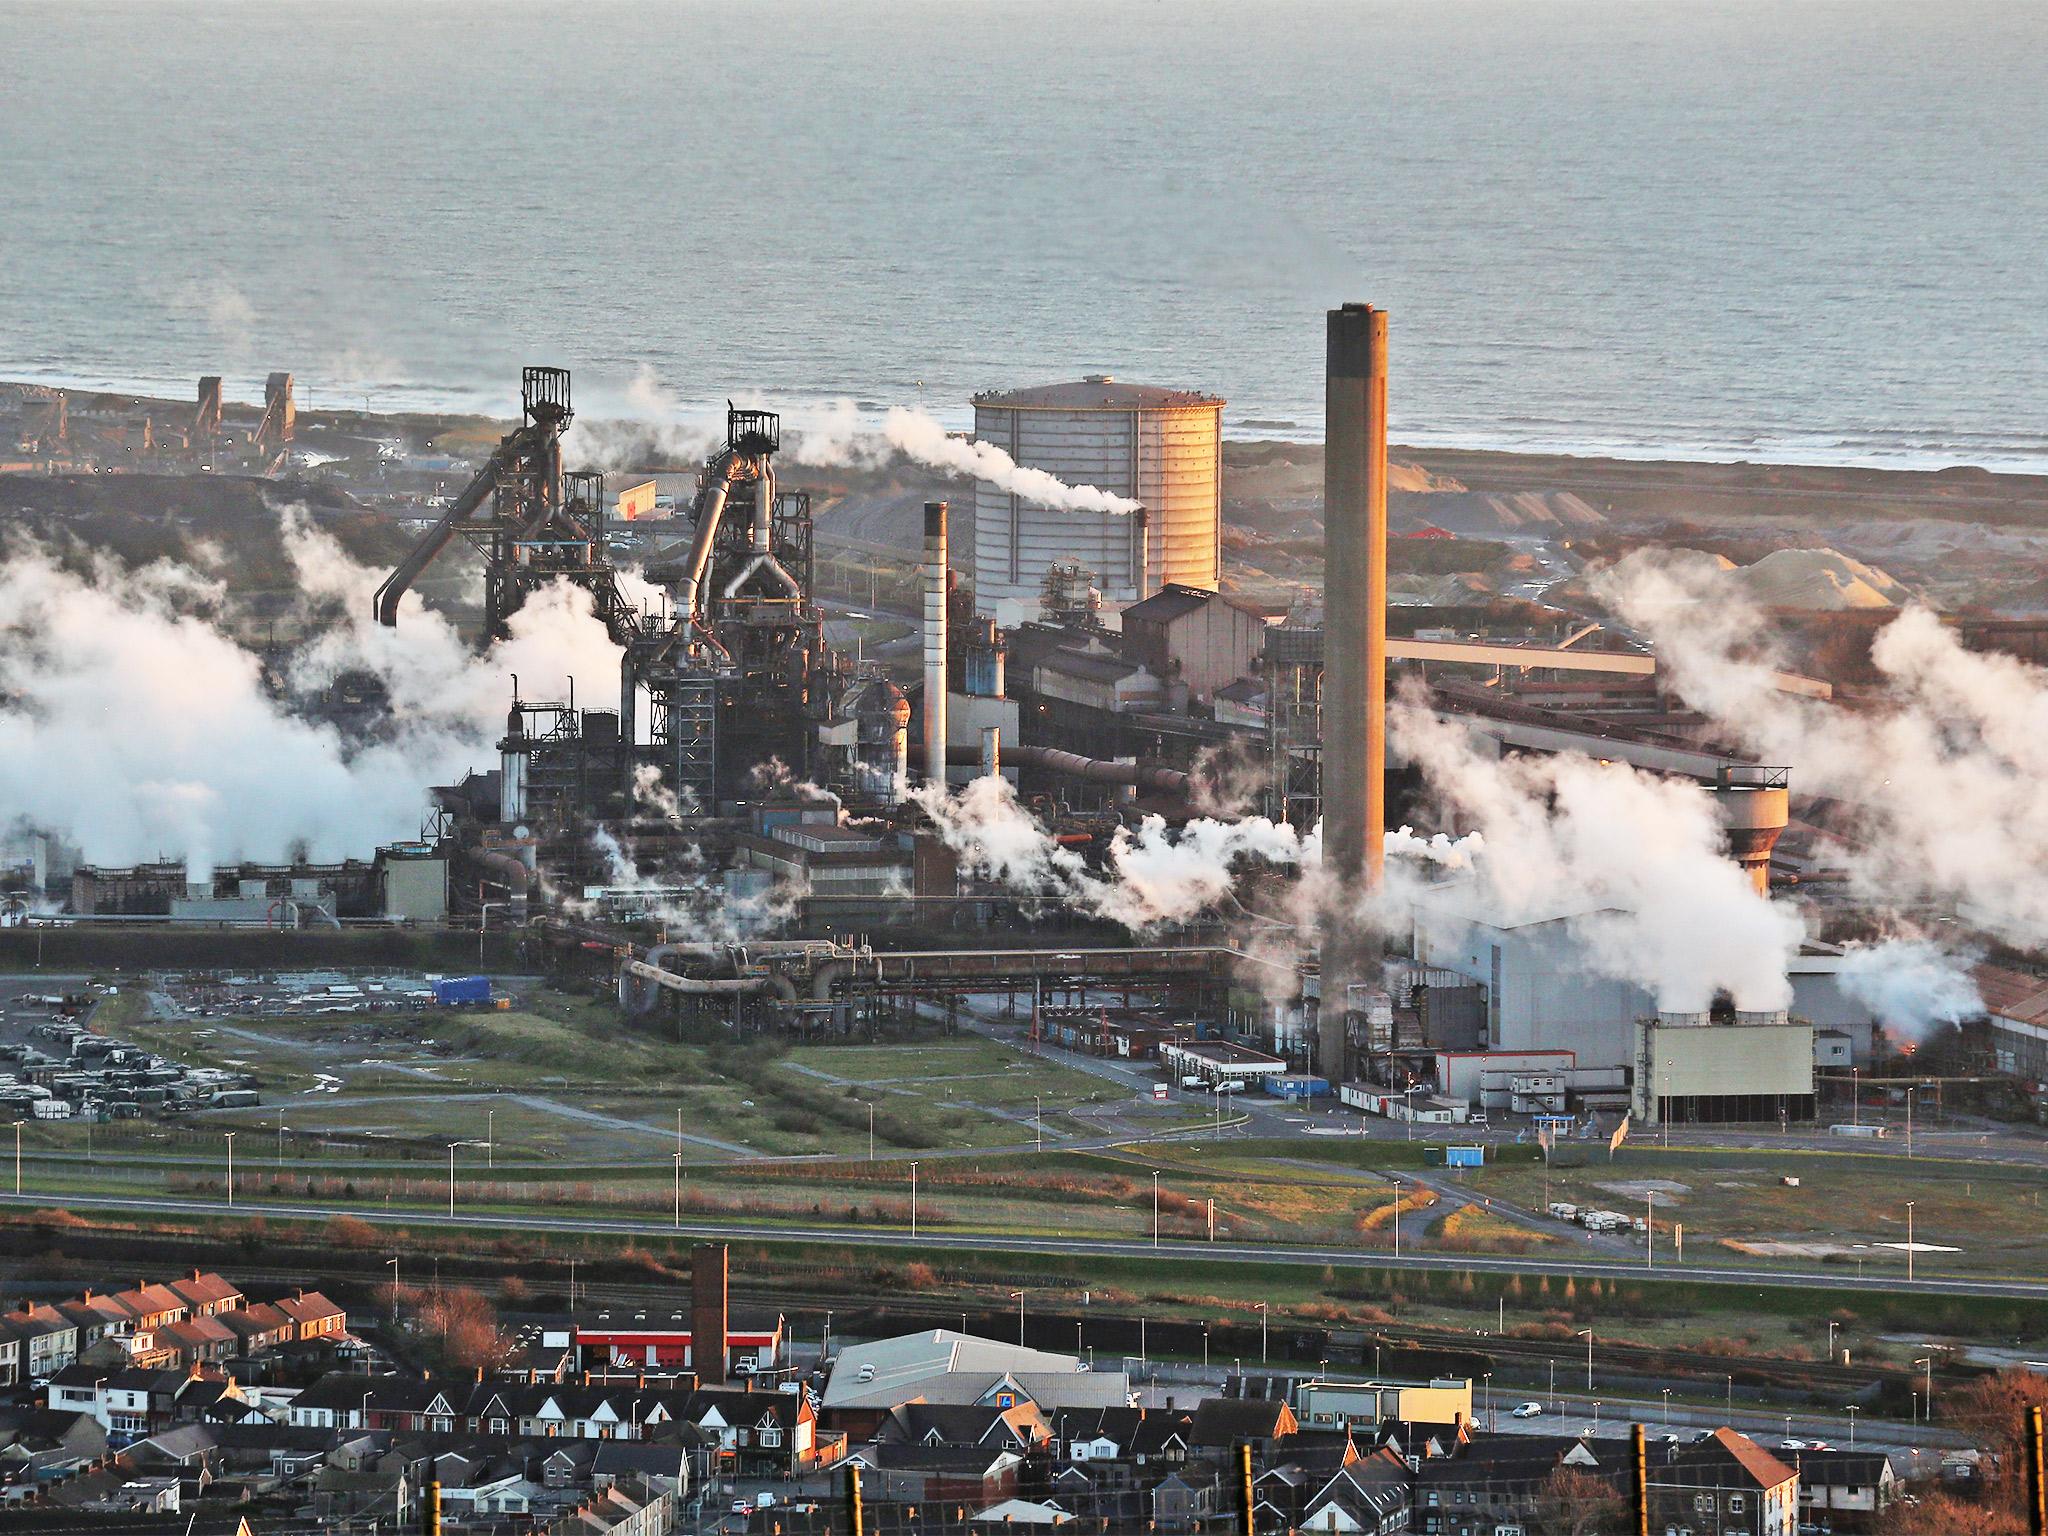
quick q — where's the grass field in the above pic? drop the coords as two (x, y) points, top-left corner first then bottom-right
(52, 986), (1164, 1163)
(1467, 1144), (2048, 1276)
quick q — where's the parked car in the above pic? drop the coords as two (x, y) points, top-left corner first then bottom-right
(1512, 1402), (1543, 1419)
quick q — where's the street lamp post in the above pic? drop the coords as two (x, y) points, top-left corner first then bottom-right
(1578, 1329), (1594, 1392)
(1548, 1359), (1556, 1416)
(1151, 1170), (1160, 1248)
(868, 1103), (875, 1163)
(1484, 1372), (1493, 1429)
(446, 1139), (486, 1217)
(674, 1152), (683, 1229)
(11, 1120), (21, 1197)
(1011, 1291), (1025, 1345)
(487, 1108), (495, 1169)
(1846, 1404), (1858, 1448)
(1392, 1177), (1403, 1264)
(1202, 1326), (1209, 1372)
(1661, 1388), (1671, 1427)
(224, 1131), (236, 1208)
(1826, 1319), (1838, 1362)
(910, 1161), (919, 1239)
(1906, 1087), (1915, 1159)
(1256, 1302), (1268, 1364)
(387, 1257), (400, 1327)
(1036, 1096), (1043, 1155)
(1906, 1201), (1916, 1282)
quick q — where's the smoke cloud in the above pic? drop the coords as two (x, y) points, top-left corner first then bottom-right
(0, 518), (621, 879)
(1596, 551), (2048, 951)
(582, 808), (804, 945)
(1837, 937), (1984, 1040)
(1386, 693), (1805, 1012)
(908, 773), (1468, 937)
(569, 369), (1139, 514)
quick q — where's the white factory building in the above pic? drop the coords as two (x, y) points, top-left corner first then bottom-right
(1399, 888), (1889, 1125)
(969, 377), (1223, 626)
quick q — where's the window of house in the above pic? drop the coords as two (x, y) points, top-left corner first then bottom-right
(1730, 1497), (1745, 1514)
(760, 1427), (782, 1448)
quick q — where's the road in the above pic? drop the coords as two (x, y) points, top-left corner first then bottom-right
(7, 1188), (2044, 1302)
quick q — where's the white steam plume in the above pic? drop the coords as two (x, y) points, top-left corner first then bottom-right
(582, 820), (802, 944)
(0, 520), (622, 878)
(1597, 551), (2048, 950)
(1386, 693), (1805, 1012)
(570, 370), (1138, 515)
(909, 774), (1470, 936)
(1838, 938), (1984, 1040)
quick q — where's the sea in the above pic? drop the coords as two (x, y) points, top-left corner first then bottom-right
(2, 0), (2045, 470)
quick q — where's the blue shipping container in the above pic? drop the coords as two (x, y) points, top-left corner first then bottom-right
(1263, 1074), (1331, 1100)
(434, 976), (493, 1006)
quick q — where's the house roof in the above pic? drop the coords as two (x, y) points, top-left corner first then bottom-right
(275, 1290), (344, 1322)
(1188, 1397), (1296, 1444)
(165, 1272), (242, 1310)
(1793, 1447), (1893, 1483)
(824, 1330), (1130, 1411)
(112, 1283), (187, 1318)
(1660, 1428), (1796, 1490)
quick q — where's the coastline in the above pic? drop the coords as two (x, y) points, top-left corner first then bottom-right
(9, 373), (2048, 485)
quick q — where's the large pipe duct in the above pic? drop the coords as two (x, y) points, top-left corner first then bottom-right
(907, 742), (1189, 797)
(1318, 303), (1390, 1083)
(923, 501), (949, 785)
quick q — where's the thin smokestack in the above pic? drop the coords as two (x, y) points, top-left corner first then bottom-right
(924, 501), (949, 786)
(1318, 303), (1390, 1083)
(692, 1243), (728, 1385)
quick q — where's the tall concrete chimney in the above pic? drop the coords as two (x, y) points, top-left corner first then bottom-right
(1317, 304), (1390, 1084)
(923, 501), (949, 786)
(691, 1243), (728, 1385)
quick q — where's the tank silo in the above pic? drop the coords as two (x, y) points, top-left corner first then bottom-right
(970, 376), (1224, 625)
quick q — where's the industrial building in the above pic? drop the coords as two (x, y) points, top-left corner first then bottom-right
(10, 307), (1997, 1140)
(969, 378), (1224, 624)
